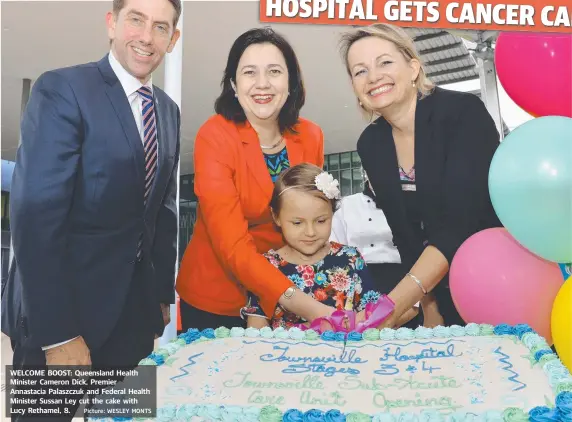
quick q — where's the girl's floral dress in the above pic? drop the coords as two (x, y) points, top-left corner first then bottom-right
(240, 241), (384, 329)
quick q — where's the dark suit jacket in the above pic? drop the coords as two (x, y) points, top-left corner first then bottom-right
(1, 54), (180, 350)
(357, 87), (502, 275)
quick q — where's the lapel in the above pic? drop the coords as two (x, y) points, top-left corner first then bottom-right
(97, 55), (145, 194)
(238, 122), (303, 198)
(365, 92), (435, 260)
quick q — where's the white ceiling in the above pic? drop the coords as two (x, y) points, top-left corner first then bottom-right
(1, 1), (484, 175)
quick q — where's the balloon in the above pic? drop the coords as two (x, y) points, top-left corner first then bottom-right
(552, 277), (572, 372)
(495, 32), (572, 118)
(450, 228), (563, 344)
(489, 116), (572, 263)
(559, 263), (572, 280)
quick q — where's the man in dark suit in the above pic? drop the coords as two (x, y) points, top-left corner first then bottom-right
(1, 0), (181, 419)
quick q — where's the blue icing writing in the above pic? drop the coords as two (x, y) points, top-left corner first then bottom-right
(374, 363), (400, 376)
(379, 343), (461, 364)
(260, 345), (366, 377)
(422, 361), (441, 374)
(169, 352), (204, 382)
(493, 347), (526, 391)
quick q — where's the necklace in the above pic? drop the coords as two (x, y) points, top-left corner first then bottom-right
(260, 137), (284, 150)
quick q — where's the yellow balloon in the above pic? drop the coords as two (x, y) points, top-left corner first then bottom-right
(552, 277), (572, 372)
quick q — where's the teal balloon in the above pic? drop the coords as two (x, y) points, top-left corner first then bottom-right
(488, 116), (572, 263)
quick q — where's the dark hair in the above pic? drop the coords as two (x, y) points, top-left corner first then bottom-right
(113, 0), (182, 28)
(270, 163), (338, 216)
(214, 27), (306, 134)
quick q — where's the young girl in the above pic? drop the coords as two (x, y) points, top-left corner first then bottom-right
(241, 163), (407, 330)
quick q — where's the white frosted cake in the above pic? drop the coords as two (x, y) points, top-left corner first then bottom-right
(90, 324), (572, 421)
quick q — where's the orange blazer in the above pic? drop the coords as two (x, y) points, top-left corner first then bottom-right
(176, 114), (325, 318)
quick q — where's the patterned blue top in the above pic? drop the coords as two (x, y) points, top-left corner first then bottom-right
(264, 148), (290, 182)
(241, 242), (383, 329)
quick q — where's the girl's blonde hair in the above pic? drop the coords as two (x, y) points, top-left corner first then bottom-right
(339, 24), (435, 117)
(270, 163), (338, 215)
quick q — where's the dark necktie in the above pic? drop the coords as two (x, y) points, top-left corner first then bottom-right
(136, 86), (158, 259)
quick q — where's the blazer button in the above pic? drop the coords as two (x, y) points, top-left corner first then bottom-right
(368, 218), (372, 221)
(370, 244), (374, 247)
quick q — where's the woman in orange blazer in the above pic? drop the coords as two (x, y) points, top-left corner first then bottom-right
(176, 28), (335, 331)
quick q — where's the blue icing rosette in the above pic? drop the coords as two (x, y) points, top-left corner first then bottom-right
(156, 404), (177, 422)
(396, 412), (419, 422)
(274, 327), (290, 339)
(444, 411), (467, 422)
(240, 407), (262, 422)
(493, 324), (515, 336)
(230, 327), (246, 337)
(347, 331), (362, 341)
(449, 325), (466, 337)
(432, 325), (451, 338)
(372, 413), (396, 422)
(556, 392), (572, 420)
(244, 327), (261, 338)
(220, 405), (244, 422)
(414, 326), (434, 339)
(379, 328), (396, 340)
(464, 323), (481, 336)
(288, 327), (306, 340)
(260, 327), (275, 338)
(175, 404), (197, 420)
(482, 410), (504, 421)
(148, 352), (165, 365)
(334, 332), (346, 342)
(528, 406), (560, 422)
(395, 327), (415, 340)
(282, 409), (304, 422)
(418, 409), (443, 421)
(303, 409), (328, 421)
(182, 328), (201, 344)
(522, 332), (550, 351)
(200, 328), (216, 339)
(321, 330), (337, 341)
(324, 409), (346, 422)
(513, 323), (534, 338)
(534, 349), (554, 361)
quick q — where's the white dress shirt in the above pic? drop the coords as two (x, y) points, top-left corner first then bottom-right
(330, 193), (420, 307)
(42, 51), (155, 351)
(330, 193), (401, 264)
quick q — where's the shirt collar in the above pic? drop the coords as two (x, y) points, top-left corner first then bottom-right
(108, 49), (153, 98)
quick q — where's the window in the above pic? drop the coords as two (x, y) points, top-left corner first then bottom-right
(323, 151), (363, 197)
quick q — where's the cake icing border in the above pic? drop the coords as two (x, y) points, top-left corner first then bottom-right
(105, 324), (572, 421)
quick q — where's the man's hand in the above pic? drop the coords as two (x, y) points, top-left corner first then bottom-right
(155, 304), (172, 339)
(45, 336), (91, 366)
(160, 303), (170, 326)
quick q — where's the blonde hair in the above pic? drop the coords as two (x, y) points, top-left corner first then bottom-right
(270, 163), (338, 215)
(339, 24), (435, 117)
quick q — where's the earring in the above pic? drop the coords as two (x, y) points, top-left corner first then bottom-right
(411, 80), (416, 87)
(235, 93), (238, 97)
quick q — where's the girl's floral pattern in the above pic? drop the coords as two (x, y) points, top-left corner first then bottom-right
(241, 242), (383, 329)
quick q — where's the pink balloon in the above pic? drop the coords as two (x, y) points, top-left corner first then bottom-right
(495, 32), (572, 118)
(450, 228), (563, 344)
